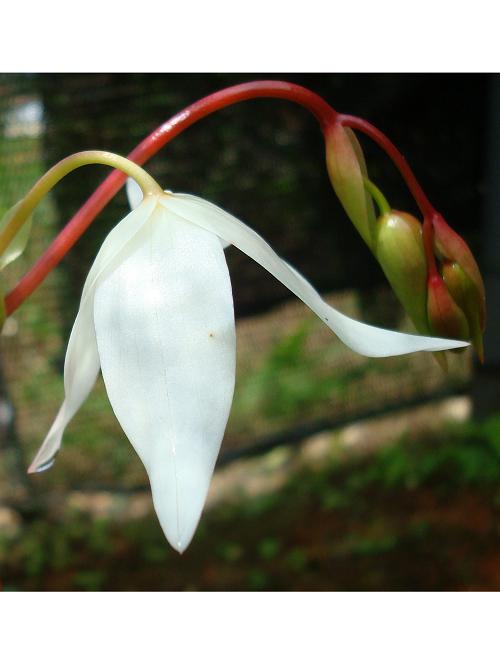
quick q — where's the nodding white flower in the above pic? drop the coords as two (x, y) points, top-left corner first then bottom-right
(28, 179), (468, 553)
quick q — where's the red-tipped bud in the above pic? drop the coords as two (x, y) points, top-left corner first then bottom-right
(432, 213), (486, 331)
(325, 123), (376, 248)
(427, 213), (486, 360)
(427, 273), (470, 341)
(441, 261), (485, 362)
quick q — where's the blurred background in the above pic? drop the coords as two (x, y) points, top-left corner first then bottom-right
(0, 73), (499, 591)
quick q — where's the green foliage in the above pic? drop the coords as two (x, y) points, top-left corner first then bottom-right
(337, 532), (398, 557)
(247, 568), (269, 590)
(216, 541), (244, 563)
(2, 414), (500, 590)
(257, 537), (281, 560)
(320, 487), (352, 510)
(285, 547), (308, 572)
(234, 322), (379, 425)
(72, 571), (105, 592)
(340, 414), (500, 493)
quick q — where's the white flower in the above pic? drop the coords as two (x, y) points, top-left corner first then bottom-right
(28, 180), (468, 552)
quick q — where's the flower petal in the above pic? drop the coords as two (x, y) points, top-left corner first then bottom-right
(93, 205), (236, 552)
(164, 194), (469, 356)
(126, 177), (144, 211)
(28, 197), (158, 473)
(127, 178), (231, 250)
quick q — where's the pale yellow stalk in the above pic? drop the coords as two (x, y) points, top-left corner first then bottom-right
(0, 151), (162, 257)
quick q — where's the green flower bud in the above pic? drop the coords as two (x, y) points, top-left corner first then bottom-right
(325, 123), (376, 248)
(376, 208), (485, 362)
(375, 210), (430, 335)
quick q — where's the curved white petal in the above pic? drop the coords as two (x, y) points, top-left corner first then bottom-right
(93, 206), (236, 553)
(163, 194), (469, 357)
(28, 197), (158, 473)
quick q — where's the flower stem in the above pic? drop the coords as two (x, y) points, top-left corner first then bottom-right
(0, 151), (162, 261)
(363, 178), (391, 216)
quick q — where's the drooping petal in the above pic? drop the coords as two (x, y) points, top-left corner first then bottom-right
(164, 194), (469, 356)
(28, 197), (158, 473)
(126, 178), (231, 250)
(93, 205), (236, 553)
(28, 301), (98, 474)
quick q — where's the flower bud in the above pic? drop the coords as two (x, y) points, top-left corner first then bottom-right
(432, 213), (486, 330)
(325, 123), (376, 248)
(441, 261), (484, 361)
(375, 210), (430, 335)
(427, 273), (470, 341)
(430, 213), (485, 360)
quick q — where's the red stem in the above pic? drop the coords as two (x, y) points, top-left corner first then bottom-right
(5, 81), (336, 315)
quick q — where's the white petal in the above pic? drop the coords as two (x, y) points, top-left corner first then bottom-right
(126, 177), (144, 211)
(28, 197), (158, 473)
(130, 180), (232, 251)
(163, 194), (469, 356)
(28, 298), (98, 473)
(93, 206), (236, 552)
